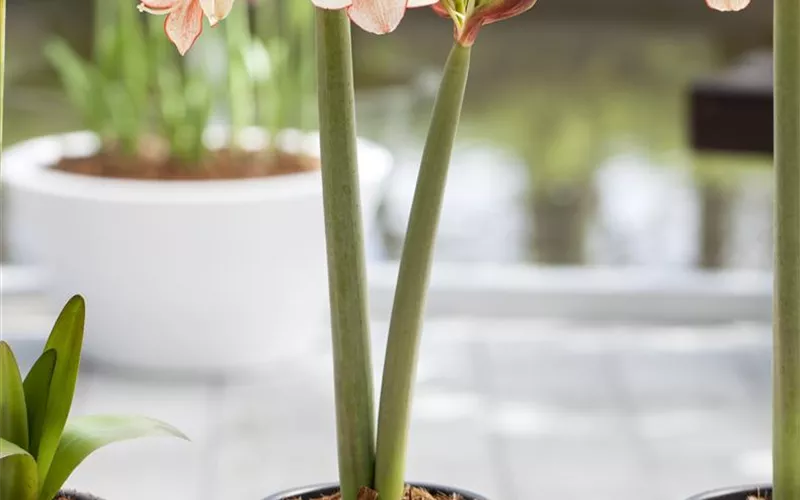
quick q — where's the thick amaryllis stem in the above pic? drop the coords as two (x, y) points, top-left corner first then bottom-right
(315, 9), (376, 500)
(773, 0), (800, 498)
(373, 42), (471, 500)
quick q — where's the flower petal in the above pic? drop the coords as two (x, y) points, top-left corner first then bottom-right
(347, 0), (407, 34)
(706, 0), (750, 10)
(138, 0), (181, 14)
(199, 0), (236, 25)
(164, 0), (204, 55)
(141, 0), (182, 8)
(460, 0), (536, 45)
(312, 0), (354, 9)
(407, 0), (438, 7)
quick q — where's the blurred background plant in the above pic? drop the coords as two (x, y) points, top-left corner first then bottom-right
(0, 3), (786, 499)
(44, 0), (315, 170)
(1, 0), (776, 267)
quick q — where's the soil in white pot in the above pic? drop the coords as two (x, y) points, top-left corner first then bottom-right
(54, 145), (320, 180)
(296, 486), (466, 500)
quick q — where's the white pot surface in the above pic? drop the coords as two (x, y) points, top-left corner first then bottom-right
(2, 131), (392, 372)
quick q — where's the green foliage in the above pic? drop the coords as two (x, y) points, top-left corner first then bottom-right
(0, 343), (29, 450)
(34, 296), (85, 480)
(253, 0), (316, 135)
(23, 350), (57, 461)
(0, 439), (38, 500)
(45, 0), (151, 156)
(0, 297), (186, 500)
(46, 0), (315, 168)
(219, 0), (316, 145)
(147, 15), (211, 165)
(39, 415), (186, 500)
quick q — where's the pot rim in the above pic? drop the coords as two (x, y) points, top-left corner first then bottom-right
(686, 484), (772, 500)
(1, 129), (392, 204)
(264, 482), (488, 500)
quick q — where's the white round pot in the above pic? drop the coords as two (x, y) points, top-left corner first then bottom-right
(2, 131), (392, 373)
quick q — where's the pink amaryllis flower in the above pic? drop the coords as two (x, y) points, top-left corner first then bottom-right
(312, 0), (439, 34)
(706, 0), (749, 10)
(138, 0), (235, 55)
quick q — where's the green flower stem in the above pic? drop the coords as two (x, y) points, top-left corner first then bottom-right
(315, 9), (376, 500)
(773, 0), (800, 498)
(0, 0), (5, 153)
(374, 42), (471, 500)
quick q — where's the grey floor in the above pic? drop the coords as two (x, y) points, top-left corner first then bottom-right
(3, 301), (772, 500)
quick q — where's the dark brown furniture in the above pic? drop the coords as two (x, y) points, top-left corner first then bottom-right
(691, 51), (773, 155)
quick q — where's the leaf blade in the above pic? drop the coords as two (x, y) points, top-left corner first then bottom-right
(44, 40), (104, 133)
(39, 415), (187, 500)
(35, 296), (86, 482)
(0, 438), (39, 500)
(0, 341), (29, 450)
(22, 349), (57, 459)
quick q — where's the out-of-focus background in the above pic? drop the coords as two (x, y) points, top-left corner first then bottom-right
(0, 0), (776, 499)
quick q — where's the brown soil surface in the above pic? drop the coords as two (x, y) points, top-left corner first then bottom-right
(53, 147), (320, 181)
(292, 486), (464, 500)
(54, 491), (103, 500)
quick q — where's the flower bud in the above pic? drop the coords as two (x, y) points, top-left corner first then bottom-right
(435, 0), (537, 46)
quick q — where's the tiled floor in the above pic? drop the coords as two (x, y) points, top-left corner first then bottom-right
(3, 301), (772, 500)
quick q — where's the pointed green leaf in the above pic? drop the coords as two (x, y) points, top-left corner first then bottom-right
(0, 438), (39, 500)
(0, 342), (29, 450)
(23, 350), (57, 459)
(45, 40), (97, 126)
(39, 415), (187, 500)
(35, 296), (86, 482)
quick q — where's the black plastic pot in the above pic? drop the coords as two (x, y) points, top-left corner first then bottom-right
(687, 485), (772, 500)
(264, 483), (488, 500)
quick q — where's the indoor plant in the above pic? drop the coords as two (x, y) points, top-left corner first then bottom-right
(311, 1), (536, 498)
(688, 0), (798, 498)
(145, 0), (535, 498)
(1, 14), (185, 494)
(1, 0), (391, 372)
(0, 296), (185, 500)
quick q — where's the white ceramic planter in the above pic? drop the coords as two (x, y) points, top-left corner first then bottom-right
(2, 131), (392, 372)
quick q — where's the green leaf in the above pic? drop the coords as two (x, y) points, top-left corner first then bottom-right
(39, 415), (188, 500)
(0, 438), (39, 500)
(0, 341), (29, 450)
(117, 0), (150, 111)
(96, 21), (123, 80)
(45, 40), (94, 123)
(45, 40), (109, 134)
(104, 83), (142, 154)
(35, 296), (86, 483)
(23, 350), (57, 460)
